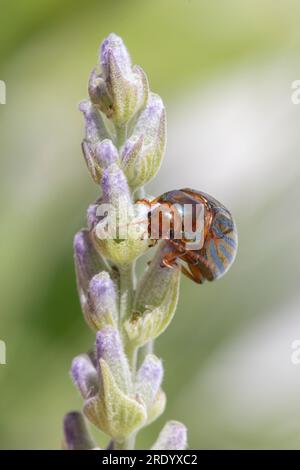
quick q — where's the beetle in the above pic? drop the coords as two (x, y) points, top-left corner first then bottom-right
(136, 188), (238, 284)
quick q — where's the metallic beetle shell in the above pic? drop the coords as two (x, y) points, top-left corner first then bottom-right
(145, 188), (238, 283)
(182, 188), (238, 281)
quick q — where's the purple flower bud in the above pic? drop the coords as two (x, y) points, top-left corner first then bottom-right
(79, 100), (107, 144)
(101, 163), (131, 209)
(89, 33), (149, 127)
(63, 412), (97, 450)
(100, 33), (132, 80)
(86, 203), (100, 230)
(95, 139), (118, 169)
(88, 67), (112, 112)
(152, 421), (188, 450)
(135, 354), (163, 409)
(86, 272), (118, 330)
(96, 326), (131, 394)
(70, 354), (98, 399)
(74, 229), (116, 331)
(79, 100), (110, 183)
(132, 93), (165, 147)
(121, 93), (166, 189)
(74, 230), (106, 295)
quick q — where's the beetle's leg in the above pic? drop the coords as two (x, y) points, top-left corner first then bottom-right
(179, 251), (215, 282)
(184, 250), (212, 271)
(176, 251), (206, 283)
(135, 198), (152, 208)
(162, 252), (205, 284)
(160, 249), (203, 283)
(180, 264), (204, 284)
(161, 250), (180, 269)
(186, 262), (205, 284)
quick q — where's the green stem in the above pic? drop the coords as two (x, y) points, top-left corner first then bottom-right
(113, 181), (148, 450)
(114, 263), (138, 450)
(119, 263), (138, 372)
(138, 340), (154, 368)
(134, 186), (145, 201)
(126, 343), (138, 373)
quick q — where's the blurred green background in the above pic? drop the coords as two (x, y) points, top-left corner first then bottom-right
(1, 0), (300, 449)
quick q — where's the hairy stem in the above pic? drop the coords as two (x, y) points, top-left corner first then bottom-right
(115, 263), (138, 450)
(138, 340), (154, 367)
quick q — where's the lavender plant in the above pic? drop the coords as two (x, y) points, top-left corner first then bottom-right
(62, 33), (187, 451)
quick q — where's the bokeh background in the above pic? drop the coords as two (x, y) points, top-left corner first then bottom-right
(1, 0), (300, 449)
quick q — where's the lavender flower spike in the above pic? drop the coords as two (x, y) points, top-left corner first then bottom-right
(64, 33), (189, 450)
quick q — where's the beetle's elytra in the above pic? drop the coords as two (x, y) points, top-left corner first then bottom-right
(137, 188), (238, 284)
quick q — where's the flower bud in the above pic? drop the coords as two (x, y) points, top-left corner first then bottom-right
(74, 229), (107, 294)
(79, 100), (107, 144)
(63, 412), (98, 450)
(146, 389), (166, 425)
(95, 139), (118, 169)
(121, 93), (166, 190)
(101, 162), (132, 209)
(151, 421), (188, 450)
(84, 359), (147, 441)
(86, 272), (118, 331)
(79, 100), (109, 184)
(88, 68), (112, 113)
(124, 242), (181, 347)
(100, 33), (132, 79)
(70, 354), (98, 399)
(89, 33), (149, 127)
(135, 354), (163, 410)
(96, 326), (131, 394)
(83, 329), (147, 441)
(83, 326), (152, 440)
(92, 165), (148, 265)
(74, 230), (113, 330)
(86, 202), (100, 230)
